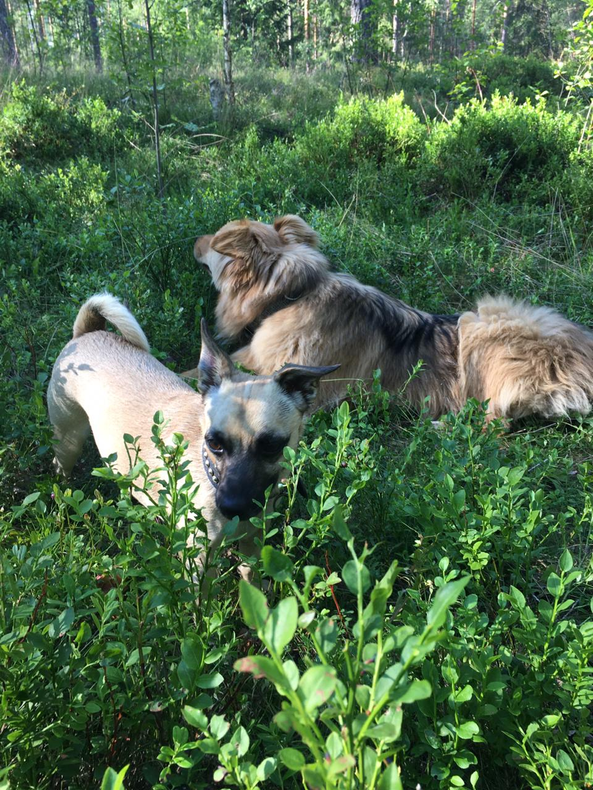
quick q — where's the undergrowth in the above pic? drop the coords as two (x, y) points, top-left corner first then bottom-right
(1, 57), (593, 789)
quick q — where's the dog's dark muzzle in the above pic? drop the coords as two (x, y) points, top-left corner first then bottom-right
(215, 455), (277, 521)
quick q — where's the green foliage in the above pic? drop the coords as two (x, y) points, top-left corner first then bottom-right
(422, 94), (582, 203)
(0, 82), (124, 164)
(3, 65), (593, 790)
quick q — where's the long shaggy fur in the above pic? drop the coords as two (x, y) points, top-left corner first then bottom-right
(194, 215), (593, 420)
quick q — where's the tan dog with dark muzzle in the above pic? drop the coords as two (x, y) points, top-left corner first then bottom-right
(47, 293), (338, 577)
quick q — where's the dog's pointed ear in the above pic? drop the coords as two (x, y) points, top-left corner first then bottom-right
(212, 220), (280, 257)
(274, 363), (340, 410)
(273, 215), (320, 248)
(197, 319), (236, 394)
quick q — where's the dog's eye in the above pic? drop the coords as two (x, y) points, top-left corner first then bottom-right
(206, 437), (224, 455)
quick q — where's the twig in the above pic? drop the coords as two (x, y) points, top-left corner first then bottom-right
(325, 551), (347, 633)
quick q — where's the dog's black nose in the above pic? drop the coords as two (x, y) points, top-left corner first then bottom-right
(217, 494), (261, 521)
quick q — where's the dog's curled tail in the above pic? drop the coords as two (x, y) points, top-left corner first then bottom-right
(72, 293), (150, 352)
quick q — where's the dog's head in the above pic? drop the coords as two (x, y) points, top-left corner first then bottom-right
(194, 215), (320, 291)
(197, 319), (338, 521)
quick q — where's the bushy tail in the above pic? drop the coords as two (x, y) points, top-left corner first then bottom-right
(72, 293), (150, 352)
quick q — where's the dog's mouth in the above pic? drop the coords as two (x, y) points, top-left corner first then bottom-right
(216, 493), (265, 521)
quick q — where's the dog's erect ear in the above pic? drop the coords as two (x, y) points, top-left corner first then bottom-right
(212, 220), (281, 257)
(197, 319), (236, 394)
(273, 215), (320, 248)
(274, 363), (340, 410)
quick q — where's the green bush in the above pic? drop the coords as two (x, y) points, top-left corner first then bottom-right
(3, 402), (593, 789)
(421, 94), (581, 203)
(0, 82), (124, 163)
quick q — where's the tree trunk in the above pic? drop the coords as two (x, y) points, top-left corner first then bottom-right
(392, 0), (400, 59)
(500, 1), (509, 50)
(87, 0), (102, 72)
(117, 0), (134, 104)
(287, 0), (293, 67)
(0, 0), (19, 67)
(222, 0), (234, 106)
(143, 0), (164, 200)
(304, 0), (309, 71)
(470, 0), (477, 49)
(351, 0), (374, 63)
(24, 0), (43, 72)
(429, 7), (435, 63)
(33, 0), (45, 41)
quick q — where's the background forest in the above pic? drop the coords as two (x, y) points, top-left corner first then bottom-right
(2, 0), (593, 789)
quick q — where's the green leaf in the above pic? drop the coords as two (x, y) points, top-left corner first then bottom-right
(546, 572), (563, 597)
(298, 665), (337, 712)
(375, 662), (404, 700)
(426, 577), (470, 630)
(264, 597), (298, 655)
(239, 580), (269, 633)
(278, 748), (305, 771)
(197, 738), (219, 754)
(257, 756), (277, 782)
(364, 560), (399, 621)
(283, 659), (300, 690)
(262, 545), (294, 582)
(181, 635), (204, 670)
(342, 560), (371, 596)
(173, 726), (189, 746)
(234, 655), (289, 693)
(455, 721), (480, 740)
(101, 766), (129, 790)
(182, 706), (208, 731)
(541, 714), (561, 728)
(177, 659), (195, 690)
(453, 488), (465, 513)
(326, 731), (344, 759)
(48, 607), (75, 638)
(230, 725), (249, 757)
(559, 549), (573, 573)
(378, 762), (403, 790)
(333, 504), (352, 540)
(396, 679), (432, 704)
(327, 754), (356, 776)
(196, 672), (223, 689)
(210, 715), (230, 740)
(452, 684), (474, 704)
(556, 749), (574, 773)
(316, 618), (338, 655)
(302, 766), (325, 790)
(508, 585), (526, 609)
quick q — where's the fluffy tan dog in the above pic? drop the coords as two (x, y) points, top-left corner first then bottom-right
(48, 293), (338, 575)
(191, 215), (593, 421)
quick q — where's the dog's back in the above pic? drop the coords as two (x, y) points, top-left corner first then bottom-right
(48, 295), (196, 478)
(232, 271), (461, 414)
